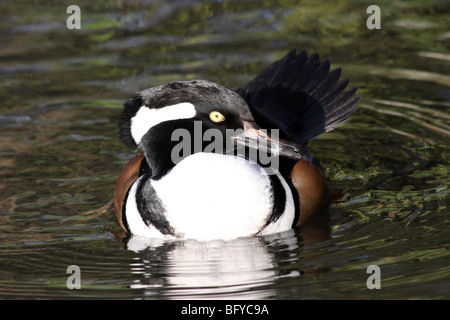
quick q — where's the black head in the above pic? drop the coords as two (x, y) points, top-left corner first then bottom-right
(119, 80), (262, 179)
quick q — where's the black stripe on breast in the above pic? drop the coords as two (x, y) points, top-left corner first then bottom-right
(264, 174), (287, 226)
(122, 158), (152, 233)
(135, 175), (180, 237)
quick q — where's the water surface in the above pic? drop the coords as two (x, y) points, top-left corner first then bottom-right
(0, 0), (449, 299)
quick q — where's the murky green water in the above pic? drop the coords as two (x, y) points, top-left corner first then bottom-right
(0, 0), (449, 300)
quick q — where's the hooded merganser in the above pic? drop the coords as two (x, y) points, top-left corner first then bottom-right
(114, 49), (360, 241)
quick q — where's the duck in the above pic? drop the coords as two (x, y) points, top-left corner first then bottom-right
(113, 49), (360, 241)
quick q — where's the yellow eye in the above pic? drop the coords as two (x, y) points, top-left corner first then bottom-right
(209, 111), (225, 123)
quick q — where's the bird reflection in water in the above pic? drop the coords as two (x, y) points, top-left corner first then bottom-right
(114, 210), (331, 299)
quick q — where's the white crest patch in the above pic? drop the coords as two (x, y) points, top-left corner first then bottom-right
(130, 102), (196, 145)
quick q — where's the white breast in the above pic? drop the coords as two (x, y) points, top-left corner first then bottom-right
(126, 153), (295, 241)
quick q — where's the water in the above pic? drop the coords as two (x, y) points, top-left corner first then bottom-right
(0, 0), (449, 300)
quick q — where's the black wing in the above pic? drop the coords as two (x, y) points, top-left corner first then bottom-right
(236, 49), (360, 144)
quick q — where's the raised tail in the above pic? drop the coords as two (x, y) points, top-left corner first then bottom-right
(236, 49), (360, 144)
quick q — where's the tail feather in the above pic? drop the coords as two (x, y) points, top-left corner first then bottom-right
(236, 49), (360, 144)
